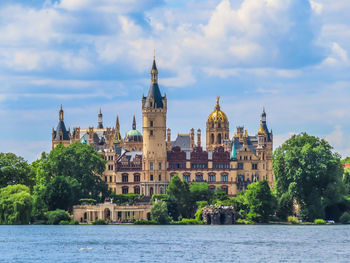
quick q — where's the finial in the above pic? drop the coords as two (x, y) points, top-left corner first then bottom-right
(60, 104), (63, 111)
(215, 96), (220, 110)
(59, 104), (64, 122)
(153, 49), (156, 60)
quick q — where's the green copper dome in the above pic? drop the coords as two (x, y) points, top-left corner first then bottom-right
(81, 136), (87, 144)
(127, 129), (142, 137)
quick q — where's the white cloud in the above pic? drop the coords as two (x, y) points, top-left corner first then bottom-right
(325, 125), (343, 148)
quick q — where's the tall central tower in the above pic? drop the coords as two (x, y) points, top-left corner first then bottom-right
(141, 57), (168, 196)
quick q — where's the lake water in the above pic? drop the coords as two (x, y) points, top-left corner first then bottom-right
(0, 225), (349, 262)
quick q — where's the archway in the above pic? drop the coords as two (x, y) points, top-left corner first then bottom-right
(150, 187), (154, 196)
(104, 208), (111, 221)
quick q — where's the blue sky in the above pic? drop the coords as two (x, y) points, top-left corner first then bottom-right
(1, 0), (350, 162)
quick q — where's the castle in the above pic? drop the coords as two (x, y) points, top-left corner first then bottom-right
(52, 58), (273, 197)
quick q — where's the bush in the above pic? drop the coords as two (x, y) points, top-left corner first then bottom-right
(112, 194), (141, 205)
(314, 219), (326, 224)
(171, 219), (203, 225)
(339, 212), (350, 224)
(151, 194), (168, 203)
(59, 220), (70, 225)
(133, 220), (157, 225)
(69, 220), (79, 225)
(196, 201), (208, 209)
(287, 216), (299, 224)
(46, 209), (71, 225)
(92, 219), (107, 225)
(195, 208), (203, 221)
(236, 219), (253, 224)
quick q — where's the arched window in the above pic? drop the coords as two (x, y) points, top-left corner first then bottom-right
(134, 186), (140, 194)
(122, 186), (129, 194)
(150, 187), (154, 196)
(209, 185), (216, 193)
(217, 133), (222, 144)
(208, 173), (216, 182)
(134, 174), (140, 182)
(122, 174), (128, 183)
(211, 133), (214, 144)
(221, 185), (228, 195)
(160, 187), (164, 194)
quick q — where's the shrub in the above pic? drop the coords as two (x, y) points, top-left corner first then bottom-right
(171, 219), (203, 225)
(151, 194), (168, 203)
(133, 220), (157, 225)
(92, 219), (107, 225)
(314, 219), (326, 224)
(195, 208), (203, 221)
(196, 201), (208, 209)
(339, 212), (350, 224)
(46, 209), (71, 225)
(236, 219), (253, 224)
(59, 220), (70, 225)
(287, 216), (299, 224)
(112, 194), (141, 205)
(69, 220), (79, 225)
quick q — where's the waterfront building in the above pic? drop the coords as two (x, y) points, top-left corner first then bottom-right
(52, 57), (273, 197)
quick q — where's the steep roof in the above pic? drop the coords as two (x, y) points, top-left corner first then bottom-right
(54, 121), (70, 140)
(144, 83), (164, 108)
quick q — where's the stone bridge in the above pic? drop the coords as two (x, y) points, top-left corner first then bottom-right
(202, 205), (236, 225)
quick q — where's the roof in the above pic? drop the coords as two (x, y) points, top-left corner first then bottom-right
(144, 83), (164, 108)
(172, 134), (191, 151)
(127, 129), (142, 137)
(54, 121), (70, 140)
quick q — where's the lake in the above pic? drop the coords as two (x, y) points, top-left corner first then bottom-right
(0, 225), (349, 262)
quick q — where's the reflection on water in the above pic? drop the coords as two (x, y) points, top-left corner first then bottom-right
(0, 225), (349, 263)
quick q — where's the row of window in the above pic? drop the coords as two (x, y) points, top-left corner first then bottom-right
(119, 185), (227, 195)
(150, 162), (162, 170)
(169, 163), (186, 169)
(212, 163), (230, 169)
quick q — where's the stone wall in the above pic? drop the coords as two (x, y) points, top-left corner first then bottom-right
(202, 205), (236, 225)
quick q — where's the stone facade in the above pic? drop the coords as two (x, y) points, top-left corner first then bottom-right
(52, 57), (273, 197)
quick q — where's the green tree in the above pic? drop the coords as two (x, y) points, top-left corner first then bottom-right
(243, 180), (276, 223)
(343, 167), (350, 195)
(44, 176), (81, 211)
(273, 133), (345, 221)
(276, 192), (294, 221)
(151, 200), (169, 224)
(190, 182), (213, 203)
(167, 175), (193, 218)
(43, 143), (108, 201)
(0, 153), (34, 188)
(0, 184), (32, 224)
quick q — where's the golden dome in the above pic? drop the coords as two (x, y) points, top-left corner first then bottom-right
(258, 124), (265, 136)
(208, 96), (228, 123)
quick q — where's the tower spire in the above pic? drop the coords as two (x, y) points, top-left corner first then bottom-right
(59, 104), (64, 122)
(132, 114), (136, 130)
(151, 54), (158, 84)
(115, 114), (120, 131)
(98, 107), (103, 128)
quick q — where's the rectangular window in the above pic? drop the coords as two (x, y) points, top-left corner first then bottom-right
(238, 163), (244, 170)
(158, 174), (161, 181)
(159, 162), (161, 170)
(122, 187), (129, 194)
(196, 174), (203, 182)
(109, 176), (112, 182)
(150, 174), (153, 181)
(183, 174), (191, 182)
(150, 121), (153, 127)
(150, 162), (153, 170)
(252, 163), (258, 170)
(150, 130), (153, 136)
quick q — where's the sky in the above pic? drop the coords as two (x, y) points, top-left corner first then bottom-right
(1, 0), (350, 162)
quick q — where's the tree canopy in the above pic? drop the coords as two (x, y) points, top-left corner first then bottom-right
(273, 133), (345, 221)
(0, 184), (32, 224)
(0, 153), (34, 189)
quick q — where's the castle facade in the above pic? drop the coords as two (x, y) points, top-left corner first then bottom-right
(52, 58), (273, 197)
